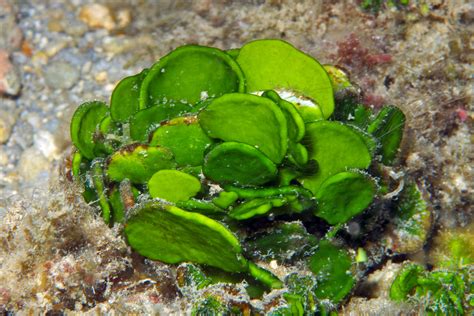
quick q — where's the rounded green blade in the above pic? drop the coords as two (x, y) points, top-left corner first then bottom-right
(203, 142), (278, 186)
(106, 144), (176, 183)
(148, 169), (201, 203)
(236, 39), (334, 119)
(199, 93), (288, 164)
(125, 201), (248, 272)
(315, 171), (375, 225)
(70, 101), (109, 160)
(299, 121), (371, 194)
(309, 240), (355, 303)
(139, 45), (245, 109)
(149, 116), (213, 166)
(110, 69), (148, 122)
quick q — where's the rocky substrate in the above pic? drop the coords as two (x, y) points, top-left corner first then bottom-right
(0, 0), (472, 313)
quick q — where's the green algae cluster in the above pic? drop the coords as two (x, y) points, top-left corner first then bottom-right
(70, 39), (417, 313)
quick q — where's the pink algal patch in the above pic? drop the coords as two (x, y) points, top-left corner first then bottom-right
(333, 33), (392, 69)
(456, 107), (468, 122)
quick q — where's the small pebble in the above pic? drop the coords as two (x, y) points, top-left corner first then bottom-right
(95, 71), (108, 83)
(0, 50), (21, 95)
(0, 148), (8, 166)
(0, 109), (17, 144)
(17, 147), (50, 182)
(44, 61), (80, 90)
(116, 9), (132, 29)
(34, 130), (60, 161)
(79, 3), (116, 31)
(0, 9), (23, 52)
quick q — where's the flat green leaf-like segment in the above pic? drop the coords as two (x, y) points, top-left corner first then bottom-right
(309, 241), (355, 303)
(246, 221), (318, 263)
(236, 39), (334, 119)
(315, 171), (375, 225)
(110, 69), (148, 122)
(367, 105), (405, 165)
(390, 183), (431, 254)
(149, 116), (213, 166)
(148, 170), (201, 203)
(229, 197), (287, 220)
(262, 90), (305, 143)
(125, 201), (248, 272)
(389, 264), (423, 301)
(129, 102), (196, 142)
(106, 144), (175, 183)
(248, 261), (283, 289)
(203, 142), (277, 186)
(139, 45), (245, 109)
(299, 121), (371, 194)
(91, 158), (111, 224)
(199, 93), (288, 163)
(323, 65), (353, 93)
(70, 101), (108, 159)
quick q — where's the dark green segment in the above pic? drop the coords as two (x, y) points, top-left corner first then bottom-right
(70, 101), (109, 160)
(140, 45), (245, 109)
(110, 69), (148, 122)
(129, 101), (197, 142)
(315, 171), (375, 225)
(91, 159), (111, 224)
(203, 142), (278, 186)
(367, 105), (406, 165)
(309, 241), (355, 303)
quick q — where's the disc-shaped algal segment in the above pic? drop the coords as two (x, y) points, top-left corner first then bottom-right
(309, 240), (355, 303)
(199, 93), (288, 164)
(262, 90), (305, 143)
(70, 101), (109, 160)
(148, 170), (202, 203)
(367, 105), (406, 165)
(139, 45), (245, 109)
(149, 116), (213, 167)
(203, 142), (278, 186)
(125, 201), (248, 272)
(110, 69), (148, 122)
(315, 171), (376, 225)
(106, 144), (176, 184)
(236, 39), (334, 119)
(129, 101), (196, 143)
(299, 121), (371, 195)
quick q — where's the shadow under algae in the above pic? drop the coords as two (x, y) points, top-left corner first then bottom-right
(68, 39), (472, 314)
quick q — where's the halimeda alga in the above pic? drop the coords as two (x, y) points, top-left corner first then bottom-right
(68, 39), (472, 314)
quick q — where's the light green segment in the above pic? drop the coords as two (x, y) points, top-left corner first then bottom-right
(148, 169), (201, 203)
(125, 201), (248, 272)
(150, 116), (213, 166)
(199, 93), (288, 163)
(299, 121), (371, 194)
(236, 39), (334, 119)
